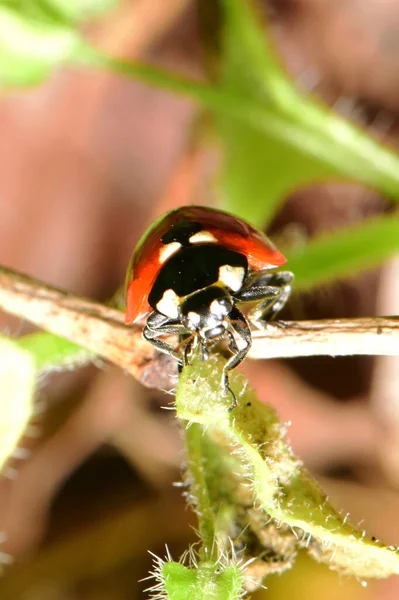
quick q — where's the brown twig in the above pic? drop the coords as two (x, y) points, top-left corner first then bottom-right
(0, 266), (176, 391)
(250, 316), (399, 359)
(0, 265), (398, 391)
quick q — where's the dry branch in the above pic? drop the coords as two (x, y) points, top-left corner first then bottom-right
(250, 316), (399, 359)
(0, 265), (398, 391)
(0, 266), (176, 391)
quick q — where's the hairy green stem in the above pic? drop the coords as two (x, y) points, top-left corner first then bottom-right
(184, 422), (217, 563)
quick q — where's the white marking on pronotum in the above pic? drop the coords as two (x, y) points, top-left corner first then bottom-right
(218, 264), (245, 291)
(156, 289), (180, 319)
(210, 299), (227, 316)
(189, 230), (217, 244)
(159, 241), (181, 264)
(187, 311), (201, 325)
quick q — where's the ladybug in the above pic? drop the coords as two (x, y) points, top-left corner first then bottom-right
(125, 206), (293, 407)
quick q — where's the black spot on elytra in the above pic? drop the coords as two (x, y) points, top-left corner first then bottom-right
(161, 220), (202, 245)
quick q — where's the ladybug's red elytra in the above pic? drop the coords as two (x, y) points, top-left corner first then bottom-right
(125, 206), (293, 407)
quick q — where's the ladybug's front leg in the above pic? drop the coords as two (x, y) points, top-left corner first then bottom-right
(222, 307), (252, 409)
(235, 271), (293, 328)
(143, 311), (188, 365)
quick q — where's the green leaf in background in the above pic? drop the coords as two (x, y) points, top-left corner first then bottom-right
(215, 0), (399, 228)
(217, 0), (337, 226)
(44, 0), (117, 22)
(18, 331), (93, 373)
(1, 0), (117, 23)
(0, 6), (80, 86)
(92, 41), (399, 244)
(0, 0), (116, 87)
(286, 212), (399, 291)
(0, 335), (36, 472)
(0, 331), (93, 473)
(220, 121), (337, 229)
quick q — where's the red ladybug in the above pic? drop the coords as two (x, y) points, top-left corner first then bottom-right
(125, 206), (293, 406)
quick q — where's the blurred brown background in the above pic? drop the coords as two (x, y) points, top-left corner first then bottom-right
(0, 0), (399, 598)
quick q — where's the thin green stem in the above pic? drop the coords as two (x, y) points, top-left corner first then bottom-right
(78, 47), (399, 200)
(184, 422), (217, 563)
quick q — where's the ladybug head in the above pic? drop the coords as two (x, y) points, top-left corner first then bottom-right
(181, 286), (233, 341)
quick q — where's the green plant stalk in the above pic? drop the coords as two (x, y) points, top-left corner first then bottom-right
(184, 421), (218, 563)
(161, 560), (243, 600)
(176, 354), (399, 579)
(80, 48), (399, 202)
(220, 0), (388, 164)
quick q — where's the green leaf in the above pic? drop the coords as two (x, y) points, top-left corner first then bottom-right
(0, 331), (93, 473)
(0, 6), (82, 86)
(0, 335), (36, 472)
(0, 0), (117, 25)
(220, 120), (336, 228)
(285, 213), (399, 290)
(0, 0), (116, 87)
(216, 0), (399, 227)
(17, 332), (93, 373)
(176, 355), (399, 580)
(218, 0), (336, 225)
(44, 0), (117, 22)
(91, 52), (399, 231)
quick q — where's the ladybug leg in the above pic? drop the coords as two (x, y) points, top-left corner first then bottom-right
(222, 307), (252, 409)
(182, 336), (210, 367)
(199, 341), (210, 362)
(182, 334), (198, 366)
(235, 271), (293, 328)
(226, 330), (239, 354)
(143, 311), (188, 364)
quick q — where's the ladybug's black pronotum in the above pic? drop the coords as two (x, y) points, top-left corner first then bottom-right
(125, 206), (293, 407)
